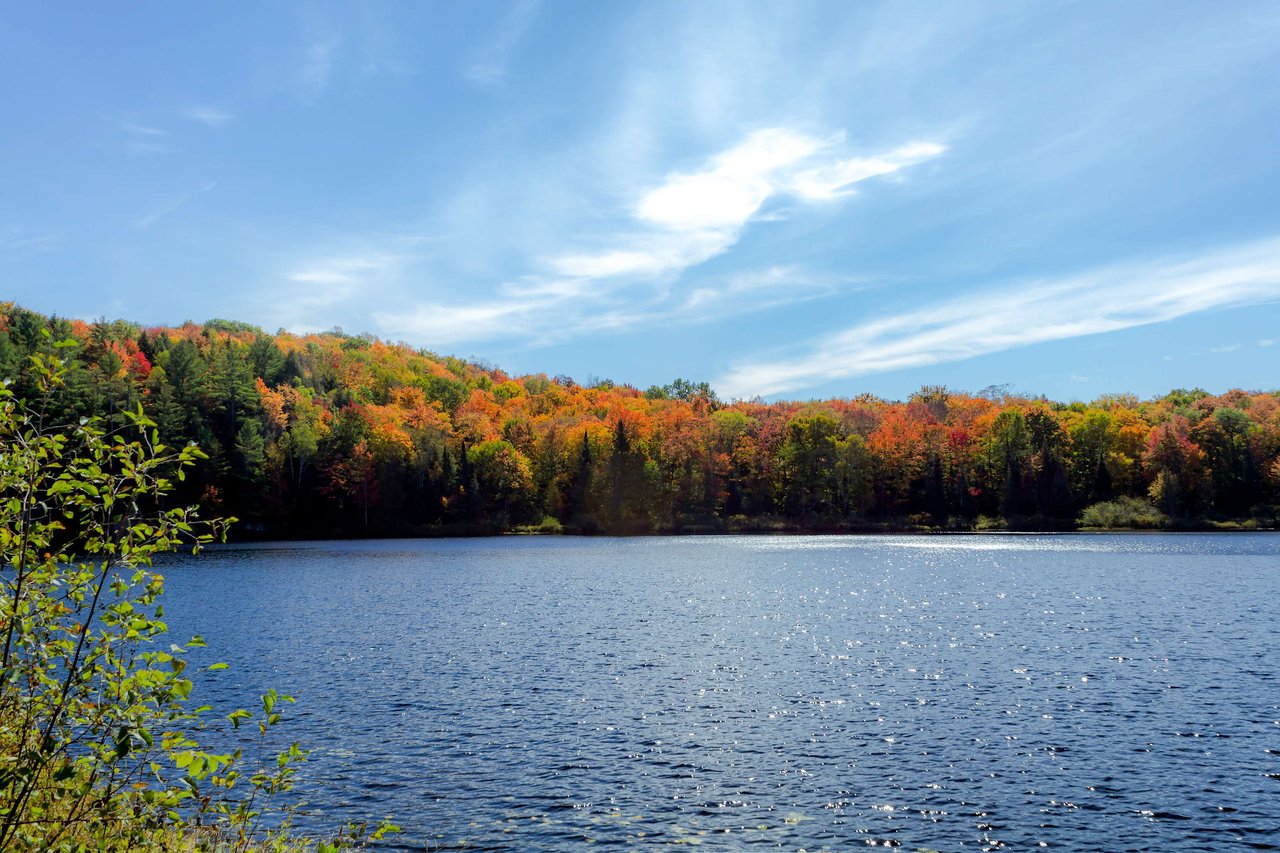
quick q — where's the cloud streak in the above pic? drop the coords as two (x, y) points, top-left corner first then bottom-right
(119, 121), (166, 137)
(466, 0), (539, 87)
(109, 117), (170, 153)
(374, 264), (848, 348)
(2, 227), (58, 256)
(134, 181), (217, 230)
(283, 253), (406, 311)
(716, 237), (1280, 399)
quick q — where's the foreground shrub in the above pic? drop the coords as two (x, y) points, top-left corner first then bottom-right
(0, 349), (393, 850)
(1078, 496), (1169, 529)
(514, 516), (564, 534)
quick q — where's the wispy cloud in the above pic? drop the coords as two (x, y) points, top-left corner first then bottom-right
(286, 253), (404, 308)
(295, 37), (341, 101)
(2, 227), (59, 257)
(678, 265), (850, 313)
(790, 141), (946, 201)
(1259, 338), (1276, 347)
(267, 252), (410, 333)
(549, 129), (943, 281)
(716, 237), (1280, 399)
(376, 264), (849, 348)
(376, 301), (529, 345)
(374, 128), (940, 349)
(109, 116), (170, 153)
(465, 0), (539, 87)
(134, 181), (217, 230)
(119, 121), (166, 137)
(184, 106), (233, 125)
(1210, 343), (1243, 353)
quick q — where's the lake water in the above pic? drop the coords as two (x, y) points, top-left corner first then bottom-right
(161, 534), (1280, 851)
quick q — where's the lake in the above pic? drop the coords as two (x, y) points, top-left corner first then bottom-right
(161, 534), (1280, 851)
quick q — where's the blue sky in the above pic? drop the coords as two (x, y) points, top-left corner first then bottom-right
(4, 1), (1280, 401)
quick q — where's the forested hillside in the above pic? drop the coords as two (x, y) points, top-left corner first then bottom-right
(2, 303), (1277, 536)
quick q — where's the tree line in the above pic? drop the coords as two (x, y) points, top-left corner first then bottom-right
(2, 303), (1277, 536)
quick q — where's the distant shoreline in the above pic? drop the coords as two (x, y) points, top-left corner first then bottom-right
(223, 523), (1278, 544)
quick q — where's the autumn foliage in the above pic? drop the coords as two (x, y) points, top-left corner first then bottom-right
(2, 304), (1277, 536)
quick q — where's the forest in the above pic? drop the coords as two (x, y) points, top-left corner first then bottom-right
(2, 302), (1277, 537)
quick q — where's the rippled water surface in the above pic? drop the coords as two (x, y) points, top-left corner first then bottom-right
(161, 534), (1280, 850)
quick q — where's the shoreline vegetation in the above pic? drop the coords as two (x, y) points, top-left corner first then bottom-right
(2, 302), (1277, 541)
(0, 354), (395, 850)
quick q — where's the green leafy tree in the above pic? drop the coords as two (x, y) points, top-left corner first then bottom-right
(1195, 407), (1260, 516)
(780, 412), (842, 517)
(469, 439), (537, 526)
(985, 410), (1035, 517)
(1068, 410), (1118, 504)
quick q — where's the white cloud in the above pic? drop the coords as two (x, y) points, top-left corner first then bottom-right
(635, 129), (826, 230)
(716, 237), (1280, 399)
(789, 141), (947, 201)
(548, 129), (944, 285)
(549, 230), (733, 279)
(1210, 343), (1242, 353)
(1259, 338), (1276, 347)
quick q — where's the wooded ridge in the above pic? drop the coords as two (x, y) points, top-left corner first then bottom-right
(2, 303), (1276, 536)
